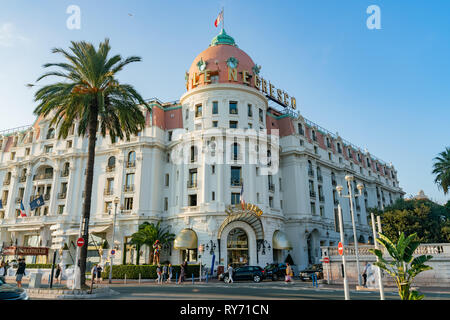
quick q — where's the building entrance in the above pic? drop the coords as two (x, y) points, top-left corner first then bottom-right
(227, 228), (248, 267)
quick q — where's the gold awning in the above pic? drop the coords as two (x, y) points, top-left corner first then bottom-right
(174, 229), (198, 250)
(272, 230), (292, 250)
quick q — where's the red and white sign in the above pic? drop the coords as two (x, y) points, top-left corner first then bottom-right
(338, 242), (344, 256)
(76, 237), (85, 247)
(323, 257), (330, 263)
(110, 249), (116, 255)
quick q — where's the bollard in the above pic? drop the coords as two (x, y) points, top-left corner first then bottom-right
(192, 273), (194, 284)
(124, 274), (127, 284)
(206, 273), (208, 283)
(176, 272), (178, 284)
(139, 273), (141, 284)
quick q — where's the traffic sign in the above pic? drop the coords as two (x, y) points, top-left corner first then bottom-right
(76, 237), (85, 247)
(323, 257), (330, 263)
(338, 242), (344, 256)
(110, 249), (116, 255)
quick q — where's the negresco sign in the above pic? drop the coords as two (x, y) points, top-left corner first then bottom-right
(226, 203), (263, 217)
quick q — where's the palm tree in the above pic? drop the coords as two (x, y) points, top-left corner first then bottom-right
(33, 39), (149, 286)
(129, 222), (175, 264)
(432, 147), (450, 194)
(369, 232), (433, 300)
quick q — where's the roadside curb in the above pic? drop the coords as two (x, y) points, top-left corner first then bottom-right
(26, 286), (120, 299)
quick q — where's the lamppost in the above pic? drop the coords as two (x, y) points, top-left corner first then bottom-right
(336, 175), (364, 287)
(108, 197), (120, 284)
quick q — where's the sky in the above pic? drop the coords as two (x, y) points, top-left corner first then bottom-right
(0, 0), (449, 204)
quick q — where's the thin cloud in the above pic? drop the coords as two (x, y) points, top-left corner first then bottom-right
(0, 23), (30, 47)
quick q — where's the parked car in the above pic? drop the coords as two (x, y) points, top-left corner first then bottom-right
(0, 279), (29, 300)
(299, 264), (323, 281)
(219, 266), (266, 283)
(264, 263), (295, 281)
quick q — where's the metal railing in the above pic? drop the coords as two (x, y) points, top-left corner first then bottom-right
(231, 178), (243, 187)
(57, 192), (66, 199)
(187, 181), (198, 188)
(123, 185), (134, 192)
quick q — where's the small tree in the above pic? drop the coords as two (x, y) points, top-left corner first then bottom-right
(369, 232), (433, 300)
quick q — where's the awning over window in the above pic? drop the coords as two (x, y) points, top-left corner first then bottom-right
(272, 230), (292, 250)
(54, 225), (110, 236)
(174, 229), (198, 250)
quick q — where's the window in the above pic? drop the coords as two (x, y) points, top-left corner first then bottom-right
(337, 143), (342, 154)
(104, 201), (112, 214)
(232, 143), (240, 160)
(212, 165), (215, 174)
(66, 140), (72, 149)
(195, 104), (202, 117)
(212, 101), (218, 114)
(165, 174), (169, 187)
(248, 123), (252, 128)
(44, 145), (53, 153)
(348, 148), (352, 158)
(189, 194), (197, 206)
(298, 123), (304, 135)
(314, 146), (318, 154)
(25, 148), (30, 156)
(188, 169), (197, 188)
(185, 109), (189, 119)
(334, 208), (340, 232)
(231, 193), (240, 205)
(164, 197), (168, 211)
(58, 205), (65, 215)
(229, 101), (238, 114)
(168, 131), (173, 141)
(212, 121), (218, 127)
(231, 167), (242, 186)
(10, 152), (15, 160)
(125, 173), (134, 191)
(320, 206), (324, 217)
(248, 104), (253, 117)
(190, 145), (197, 163)
(311, 202), (316, 215)
(328, 152), (332, 161)
(229, 121), (238, 129)
(312, 130), (317, 142)
(46, 128), (55, 140)
(212, 191), (215, 201)
(300, 139), (304, 146)
(309, 180), (315, 197)
(367, 158), (371, 167)
(326, 137), (331, 148)
(124, 197), (133, 211)
(259, 109), (264, 122)
(269, 197), (274, 208)
(257, 192), (260, 203)
(127, 151), (136, 167)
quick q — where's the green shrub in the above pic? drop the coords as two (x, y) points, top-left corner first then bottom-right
(101, 264), (200, 279)
(24, 264), (53, 269)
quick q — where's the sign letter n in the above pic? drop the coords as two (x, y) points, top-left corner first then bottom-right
(366, 5), (381, 30)
(66, 5), (81, 30)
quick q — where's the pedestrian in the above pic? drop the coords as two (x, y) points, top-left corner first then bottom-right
(362, 262), (368, 287)
(55, 264), (62, 284)
(178, 261), (186, 284)
(168, 263), (173, 283)
(162, 264), (167, 283)
(97, 264), (103, 283)
(285, 263), (294, 283)
(0, 261), (6, 283)
(91, 264), (98, 284)
(156, 264), (162, 284)
(15, 258), (26, 288)
(227, 264), (234, 283)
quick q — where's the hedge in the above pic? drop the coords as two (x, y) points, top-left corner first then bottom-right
(23, 264), (53, 269)
(101, 264), (200, 279)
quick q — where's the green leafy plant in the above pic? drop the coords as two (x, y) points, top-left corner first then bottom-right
(101, 264), (200, 279)
(432, 147), (450, 194)
(369, 232), (433, 300)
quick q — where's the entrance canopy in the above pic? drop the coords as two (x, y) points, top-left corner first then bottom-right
(218, 212), (264, 240)
(174, 229), (198, 250)
(272, 230), (292, 250)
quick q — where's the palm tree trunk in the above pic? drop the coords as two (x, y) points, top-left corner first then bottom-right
(136, 244), (140, 265)
(79, 103), (99, 286)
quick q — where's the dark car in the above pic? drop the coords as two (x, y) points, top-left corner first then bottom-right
(299, 264), (324, 281)
(0, 279), (29, 300)
(264, 263), (295, 281)
(219, 266), (266, 283)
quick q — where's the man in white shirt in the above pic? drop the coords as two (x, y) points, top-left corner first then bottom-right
(227, 264), (234, 283)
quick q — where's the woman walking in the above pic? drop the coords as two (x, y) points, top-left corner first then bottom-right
(178, 261), (186, 284)
(16, 258), (26, 288)
(167, 263), (173, 283)
(55, 264), (62, 284)
(285, 263), (294, 283)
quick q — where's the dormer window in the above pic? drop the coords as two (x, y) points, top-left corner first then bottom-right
(337, 143), (342, 154)
(298, 123), (304, 135)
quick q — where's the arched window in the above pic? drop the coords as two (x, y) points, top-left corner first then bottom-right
(107, 156), (116, 168)
(127, 151), (136, 168)
(46, 128), (55, 140)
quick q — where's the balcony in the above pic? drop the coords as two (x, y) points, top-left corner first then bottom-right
(308, 169), (314, 177)
(123, 184), (134, 192)
(60, 170), (70, 177)
(104, 189), (114, 196)
(33, 173), (53, 181)
(187, 181), (198, 188)
(317, 175), (323, 183)
(44, 194), (50, 201)
(231, 178), (243, 187)
(126, 161), (136, 168)
(268, 183), (275, 192)
(57, 192), (66, 199)
(19, 176), (27, 183)
(106, 165), (115, 173)
(310, 191), (316, 198)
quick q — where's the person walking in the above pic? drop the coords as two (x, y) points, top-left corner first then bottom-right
(96, 264), (103, 283)
(0, 261), (6, 283)
(91, 264), (98, 284)
(167, 263), (173, 283)
(362, 262), (368, 287)
(178, 261), (186, 284)
(285, 263), (294, 283)
(162, 264), (168, 283)
(156, 264), (162, 284)
(15, 258), (26, 288)
(227, 264), (234, 284)
(55, 264), (62, 284)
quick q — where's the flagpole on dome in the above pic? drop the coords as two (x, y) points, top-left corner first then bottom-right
(222, 6), (225, 31)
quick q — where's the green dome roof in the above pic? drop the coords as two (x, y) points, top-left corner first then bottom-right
(210, 29), (236, 47)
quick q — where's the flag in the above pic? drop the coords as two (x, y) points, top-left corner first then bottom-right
(20, 201), (27, 217)
(240, 182), (245, 210)
(214, 10), (223, 28)
(30, 195), (45, 211)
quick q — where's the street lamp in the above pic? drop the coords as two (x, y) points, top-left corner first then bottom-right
(336, 175), (364, 287)
(109, 197), (120, 284)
